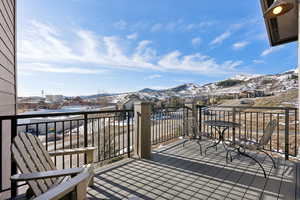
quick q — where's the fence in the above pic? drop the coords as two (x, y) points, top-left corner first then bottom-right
(0, 109), (134, 195)
(197, 105), (298, 159)
(151, 107), (191, 145)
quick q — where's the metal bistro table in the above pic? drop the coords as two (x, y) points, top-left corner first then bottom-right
(204, 120), (240, 155)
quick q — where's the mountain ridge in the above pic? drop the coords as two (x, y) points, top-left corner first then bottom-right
(78, 69), (298, 102)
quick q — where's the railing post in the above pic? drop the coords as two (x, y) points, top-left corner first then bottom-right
(198, 106), (203, 140)
(285, 108), (289, 160)
(127, 112), (131, 158)
(232, 107), (236, 144)
(134, 102), (151, 159)
(11, 117), (17, 197)
(184, 104), (192, 137)
(84, 113), (88, 164)
(191, 104), (198, 139)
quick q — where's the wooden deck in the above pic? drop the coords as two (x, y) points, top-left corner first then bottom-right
(88, 140), (300, 200)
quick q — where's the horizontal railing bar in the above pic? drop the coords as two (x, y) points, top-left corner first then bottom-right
(0, 109), (134, 120)
(205, 105), (297, 110)
(17, 119), (84, 126)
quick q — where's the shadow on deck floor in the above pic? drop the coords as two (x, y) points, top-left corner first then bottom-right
(88, 140), (299, 200)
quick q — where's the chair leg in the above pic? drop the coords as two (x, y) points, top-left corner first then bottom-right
(226, 151), (230, 163)
(238, 148), (267, 178)
(226, 149), (234, 163)
(205, 139), (221, 155)
(259, 149), (276, 168)
(183, 139), (187, 147)
(196, 140), (202, 156)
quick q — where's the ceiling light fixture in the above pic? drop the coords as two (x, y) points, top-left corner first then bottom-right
(264, 0), (294, 19)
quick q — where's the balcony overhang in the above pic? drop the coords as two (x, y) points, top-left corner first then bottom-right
(260, 0), (298, 46)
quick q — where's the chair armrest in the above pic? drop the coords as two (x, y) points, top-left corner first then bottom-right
(11, 168), (84, 182)
(48, 147), (96, 156)
(34, 168), (92, 200)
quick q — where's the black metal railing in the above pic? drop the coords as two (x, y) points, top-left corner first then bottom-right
(197, 105), (298, 159)
(0, 109), (134, 195)
(0, 105), (298, 196)
(151, 107), (191, 145)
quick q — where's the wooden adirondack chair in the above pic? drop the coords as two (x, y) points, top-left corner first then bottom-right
(11, 133), (96, 199)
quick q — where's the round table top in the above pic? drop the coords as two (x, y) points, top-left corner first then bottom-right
(203, 120), (240, 127)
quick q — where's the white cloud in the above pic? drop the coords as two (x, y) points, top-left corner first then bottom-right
(191, 37), (201, 46)
(261, 46), (284, 56)
(133, 40), (157, 64)
(151, 20), (215, 33)
(127, 33), (138, 40)
(158, 50), (243, 75)
(253, 59), (265, 64)
(145, 74), (162, 80)
(232, 41), (249, 50)
(20, 63), (106, 74)
(209, 21), (253, 47)
(19, 21), (244, 76)
(185, 21), (215, 31)
(210, 31), (231, 45)
(114, 20), (127, 30)
(147, 86), (170, 90)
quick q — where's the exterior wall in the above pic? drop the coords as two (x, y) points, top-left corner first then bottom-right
(0, 0), (16, 198)
(0, 0), (16, 115)
(124, 98), (140, 110)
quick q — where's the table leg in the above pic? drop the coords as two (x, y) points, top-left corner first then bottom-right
(220, 127), (229, 150)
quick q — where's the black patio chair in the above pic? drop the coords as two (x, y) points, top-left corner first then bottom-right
(226, 119), (277, 178)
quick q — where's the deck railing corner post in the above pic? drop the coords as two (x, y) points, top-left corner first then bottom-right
(134, 102), (151, 159)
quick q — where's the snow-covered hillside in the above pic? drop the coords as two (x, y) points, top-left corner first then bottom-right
(85, 69), (298, 103)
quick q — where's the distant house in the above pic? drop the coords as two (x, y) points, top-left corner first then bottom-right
(18, 96), (45, 104)
(239, 90), (265, 98)
(45, 95), (64, 103)
(117, 94), (141, 110)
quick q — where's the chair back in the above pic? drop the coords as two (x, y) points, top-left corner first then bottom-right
(11, 133), (57, 196)
(258, 119), (277, 147)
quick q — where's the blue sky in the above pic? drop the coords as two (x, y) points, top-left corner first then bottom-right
(18, 0), (297, 97)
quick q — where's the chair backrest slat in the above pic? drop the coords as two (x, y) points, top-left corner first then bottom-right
(259, 119), (277, 146)
(12, 135), (49, 194)
(27, 133), (56, 171)
(25, 133), (57, 183)
(18, 134), (55, 188)
(11, 144), (43, 196)
(12, 133), (59, 196)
